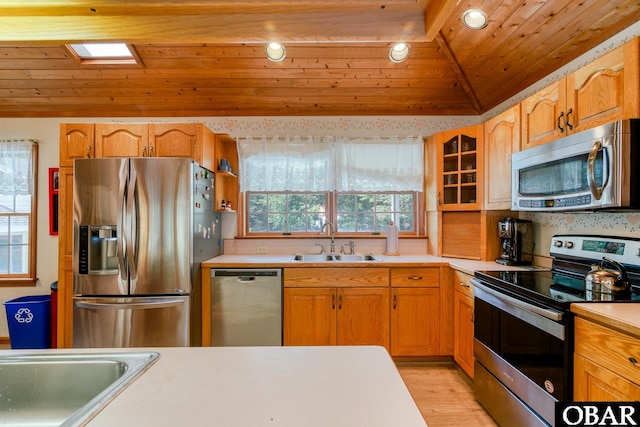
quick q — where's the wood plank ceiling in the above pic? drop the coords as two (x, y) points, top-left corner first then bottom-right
(0, 0), (638, 117)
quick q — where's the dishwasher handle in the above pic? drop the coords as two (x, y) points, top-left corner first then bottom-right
(212, 269), (281, 279)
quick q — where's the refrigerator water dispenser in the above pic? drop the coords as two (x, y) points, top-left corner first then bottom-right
(78, 225), (118, 275)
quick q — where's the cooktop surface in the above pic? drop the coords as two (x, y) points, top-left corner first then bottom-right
(474, 270), (640, 310)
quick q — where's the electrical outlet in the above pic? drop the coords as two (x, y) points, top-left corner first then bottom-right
(256, 246), (268, 254)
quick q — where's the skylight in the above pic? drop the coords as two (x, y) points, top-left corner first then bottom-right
(66, 43), (141, 66)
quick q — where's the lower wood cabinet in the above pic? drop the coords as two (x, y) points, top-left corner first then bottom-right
(390, 267), (442, 356)
(284, 287), (390, 350)
(574, 316), (640, 400)
(453, 270), (474, 378)
(283, 267), (390, 351)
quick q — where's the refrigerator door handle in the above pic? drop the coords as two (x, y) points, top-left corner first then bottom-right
(117, 160), (128, 294)
(126, 164), (138, 293)
(76, 299), (186, 310)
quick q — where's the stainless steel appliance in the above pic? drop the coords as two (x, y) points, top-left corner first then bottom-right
(72, 158), (222, 348)
(496, 217), (533, 266)
(472, 234), (640, 427)
(210, 269), (282, 346)
(512, 119), (640, 211)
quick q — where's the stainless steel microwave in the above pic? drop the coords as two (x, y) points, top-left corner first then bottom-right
(512, 119), (640, 211)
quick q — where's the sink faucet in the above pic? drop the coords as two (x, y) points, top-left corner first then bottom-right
(320, 222), (335, 253)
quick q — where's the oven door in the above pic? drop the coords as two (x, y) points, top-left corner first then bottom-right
(472, 279), (571, 427)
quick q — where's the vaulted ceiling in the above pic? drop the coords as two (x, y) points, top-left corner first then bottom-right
(0, 0), (638, 117)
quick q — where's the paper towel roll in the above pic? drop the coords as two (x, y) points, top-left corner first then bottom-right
(385, 221), (399, 255)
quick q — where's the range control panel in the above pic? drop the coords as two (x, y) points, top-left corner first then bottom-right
(550, 235), (640, 267)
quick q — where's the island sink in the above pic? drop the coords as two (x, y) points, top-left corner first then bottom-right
(0, 351), (159, 427)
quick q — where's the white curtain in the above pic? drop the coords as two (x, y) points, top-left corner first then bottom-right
(0, 139), (35, 203)
(238, 135), (424, 192)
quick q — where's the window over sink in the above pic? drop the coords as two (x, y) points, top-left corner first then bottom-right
(238, 135), (424, 236)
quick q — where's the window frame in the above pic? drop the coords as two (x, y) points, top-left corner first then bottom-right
(0, 142), (38, 287)
(243, 190), (422, 237)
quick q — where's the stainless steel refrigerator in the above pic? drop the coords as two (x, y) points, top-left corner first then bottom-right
(72, 157), (221, 348)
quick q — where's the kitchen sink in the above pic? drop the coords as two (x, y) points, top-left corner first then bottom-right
(289, 253), (381, 262)
(0, 351), (159, 427)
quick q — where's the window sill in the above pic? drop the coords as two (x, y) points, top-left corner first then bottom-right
(0, 278), (38, 287)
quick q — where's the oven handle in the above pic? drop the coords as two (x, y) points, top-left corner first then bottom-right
(471, 278), (565, 340)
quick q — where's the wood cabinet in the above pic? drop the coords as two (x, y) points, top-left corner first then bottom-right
(574, 316), (640, 401)
(521, 38), (639, 150)
(57, 121), (232, 347)
(484, 105), (520, 210)
(453, 270), (474, 378)
(436, 124), (484, 211)
(213, 134), (239, 212)
(390, 267), (442, 356)
(283, 267), (390, 351)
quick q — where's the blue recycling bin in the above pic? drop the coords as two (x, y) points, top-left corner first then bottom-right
(4, 294), (51, 349)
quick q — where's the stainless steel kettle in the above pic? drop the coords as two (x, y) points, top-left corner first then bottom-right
(585, 257), (630, 295)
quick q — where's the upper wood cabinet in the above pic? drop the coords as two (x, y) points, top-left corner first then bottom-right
(60, 122), (219, 171)
(484, 104), (520, 210)
(436, 124), (484, 211)
(521, 38), (639, 150)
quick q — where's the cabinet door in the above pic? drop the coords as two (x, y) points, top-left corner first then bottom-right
(57, 168), (75, 347)
(284, 288), (336, 346)
(574, 354), (640, 401)
(454, 291), (474, 378)
(337, 288), (390, 351)
(95, 123), (148, 158)
(567, 39), (639, 134)
(149, 123), (199, 160)
(521, 80), (567, 150)
(484, 105), (520, 210)
(436, 124), (483, 211)
(390, 287), (440, 356)
(60, 123), (95, 167)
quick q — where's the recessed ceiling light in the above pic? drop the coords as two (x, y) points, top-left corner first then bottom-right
(265, 43), (286, 62)
(389, 43), (410, 63)
(462, 9), (488, 30)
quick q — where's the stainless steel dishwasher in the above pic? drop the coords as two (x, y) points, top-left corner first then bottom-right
(210, 269), (282, 346)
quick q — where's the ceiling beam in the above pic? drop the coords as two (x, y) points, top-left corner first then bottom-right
(435, 31), (482, 113)
(424, 0), (460, 41)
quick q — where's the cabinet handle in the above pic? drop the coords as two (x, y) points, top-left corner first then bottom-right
(557, 112), (565, 133)
(437, 192), (441, 205)
(629, 357), (640, 367)
(87, 145), (92, 158)
(331, 293), (335, 310)
(142, 146), (147, 157)
(338, 294), (343, 310)
(149, 145), (154, 157)
(460, 281), (470, 288)
(393, 294), (397, 310)
(471, 310), (475, 323)
(407, 276), (423, 281)
(566, 108), (574, 130)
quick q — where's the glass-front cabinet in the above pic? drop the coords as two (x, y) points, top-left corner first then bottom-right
(437, 124), (483, 211)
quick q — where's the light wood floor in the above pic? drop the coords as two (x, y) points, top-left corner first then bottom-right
(397, 363), (498, 427)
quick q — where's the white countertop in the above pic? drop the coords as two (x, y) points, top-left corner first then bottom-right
(67, 346), (427, 426)
(202, 253), (533, 275)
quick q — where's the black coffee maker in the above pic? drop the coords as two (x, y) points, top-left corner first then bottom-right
(496, 218), (533, 266)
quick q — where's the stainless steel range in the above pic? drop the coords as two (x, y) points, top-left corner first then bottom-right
(472, 234), (640, 427)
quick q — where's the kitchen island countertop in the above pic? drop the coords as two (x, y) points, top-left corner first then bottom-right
(8, 345), (426, 427)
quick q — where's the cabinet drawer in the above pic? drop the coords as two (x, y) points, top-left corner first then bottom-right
(575, 317), (640, 386)
(390, 267), (439, 288)
(284, 267), (389, 288)
(453, 270), (474, 299)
